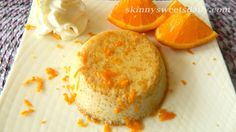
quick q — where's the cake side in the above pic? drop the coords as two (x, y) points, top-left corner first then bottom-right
(69, 30), (167, 124)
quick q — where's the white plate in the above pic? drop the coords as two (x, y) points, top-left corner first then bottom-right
(0, 0), (236, 132)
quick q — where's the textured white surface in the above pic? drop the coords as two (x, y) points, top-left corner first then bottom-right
(0, 0), (236, 132)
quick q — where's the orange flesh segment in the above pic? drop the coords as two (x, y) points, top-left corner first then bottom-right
(155, 0), (217, 49)
(108, 0), (165, 32)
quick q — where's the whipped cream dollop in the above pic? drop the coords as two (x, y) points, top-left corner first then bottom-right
(36, 0), (88, 40)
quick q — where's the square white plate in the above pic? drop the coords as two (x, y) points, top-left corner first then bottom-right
(0, 0), (236, 132)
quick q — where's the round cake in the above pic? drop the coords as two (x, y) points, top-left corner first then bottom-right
(70, 30), (167, 125)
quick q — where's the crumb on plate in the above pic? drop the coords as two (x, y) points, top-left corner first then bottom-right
(24, 76), (44, 92)
(46, 68), (58, 80)
(124, 118), (143, 132)
(20, 109), (35, 116)
(158, 109), (176, 122)
(181, 80), (187, 86)
(62, 75), (69, 82)
(64, 66), (71, 74)
(24, 99), (33, 108)
(49, 32), (61, 40)
(25, 24), (36, 30)
(77, 119), (88, 127)
(63, 93), (77, 105)
(56, 44), (64, 49)
(41, 120), (47, 124)
(167, 88), (173, 94)
(88, 32), (96, 37)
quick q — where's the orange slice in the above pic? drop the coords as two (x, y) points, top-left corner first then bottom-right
(108, 0), (166, 32)
(155, 0), (217, 49)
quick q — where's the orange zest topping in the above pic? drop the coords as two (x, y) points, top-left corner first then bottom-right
(46, 68), (58, 80)
(49, 32), (61, 40)
(24, 76), (44, 92)
(119, 79), (130, 88)
(158, 109), (176, 121)
(104, 47), (114, 56)
(114, 107), (122, 114)
(111, 58), (122, 65)
(114, 101), (126, 114)
(125, 118), (143, 132)
(24, 99), (33, 108)
(56, 44), (64, 49)
(25, 24), (36, 30)
(100, 69), (118, 81)
(99, 69), (118, 86)
(128, 89), (136, 104)
(104, 124), (111, 132)
(134, 106), (140, 113)
(20, 109), (35, 116)
(181, 80), (187, 85)
(115, 41), (124, 47)
(62, 75), (69, 82)
(77, 119), (88, 127)
(77, 52), (87, 64)
(63, 93), (77, 105)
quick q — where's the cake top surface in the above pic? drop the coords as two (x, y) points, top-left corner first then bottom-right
(72, 30), (162, 96)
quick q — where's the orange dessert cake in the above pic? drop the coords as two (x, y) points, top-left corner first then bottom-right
(70, 30), (167, 125)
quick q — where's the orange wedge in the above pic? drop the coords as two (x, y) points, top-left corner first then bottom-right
(108, 0), (166, 32)
(155, 0), (218, 49)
